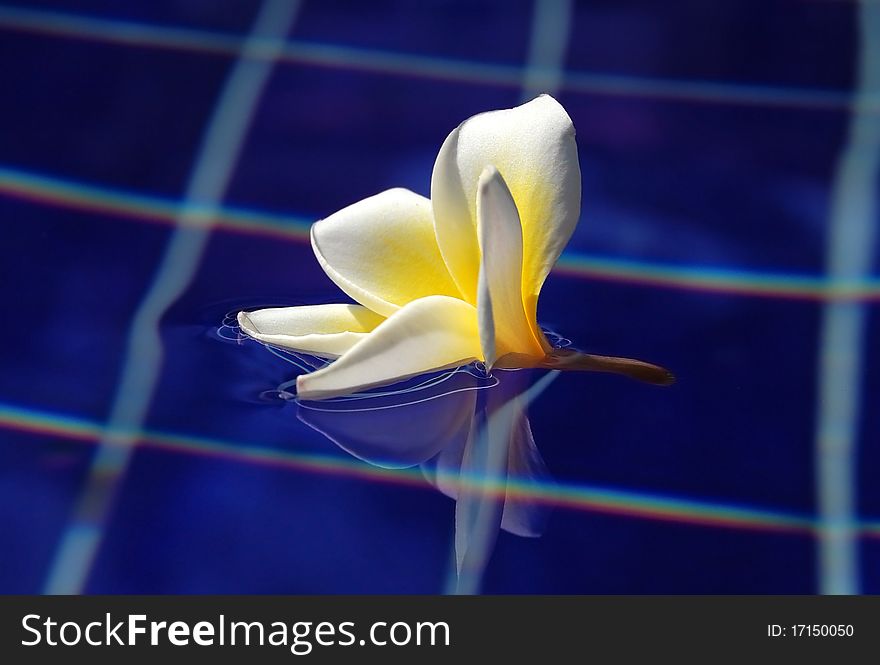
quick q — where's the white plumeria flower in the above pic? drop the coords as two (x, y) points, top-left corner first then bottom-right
(238, 95), (673, 400)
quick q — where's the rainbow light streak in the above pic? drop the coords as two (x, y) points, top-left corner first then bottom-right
(3, 164), (880, 302)
(2, 401), (879, 539)
(552, 255), (880, 302)
(0, 4), (876, 112)
(0, 166), (312, 240)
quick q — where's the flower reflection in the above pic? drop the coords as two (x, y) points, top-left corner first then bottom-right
(297, 366), (557, 593)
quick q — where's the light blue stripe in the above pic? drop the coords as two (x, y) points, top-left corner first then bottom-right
(815, 1), (880, 595)
(43, 0), (302, 595)
(447, 1), (575, 594)
(520, 0), (573, 101)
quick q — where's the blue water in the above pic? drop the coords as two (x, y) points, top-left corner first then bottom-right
(0, 1), (876, 594)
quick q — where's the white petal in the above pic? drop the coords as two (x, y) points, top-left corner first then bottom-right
(237, 304), (383, 358)
(296, 295), (482, 400)
(311, 188), (461, 317)
(476, 166), (546, 365)
(431, 94), (581, 332)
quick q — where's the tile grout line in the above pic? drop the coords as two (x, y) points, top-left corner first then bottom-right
(42, 0), (303, 595)
(6, 398), (880, 537)
(2, 163), (880, 301)
(0, 3), (870, 111)
(446, 0), (575, 596)
(814, 0), (880, 595)
(520, 0), (573, 102)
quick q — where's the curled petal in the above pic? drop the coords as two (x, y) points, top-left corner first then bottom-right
(296, 295), (482, 400)
(311, 188), (461, 317)
(431, 94), (581, 335)
(237, 305), (384, 358)
(476, 166), (547, 366)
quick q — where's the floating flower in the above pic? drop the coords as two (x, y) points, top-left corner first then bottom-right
(238, 95), (673, 400)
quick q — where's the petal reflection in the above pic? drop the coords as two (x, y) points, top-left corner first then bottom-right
(297, 369), (480, 469)
(296, 364), (558, 594)
(450, 370), (556, 593)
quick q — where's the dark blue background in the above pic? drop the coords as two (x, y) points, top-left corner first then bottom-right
(0, 1), (876, 593)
